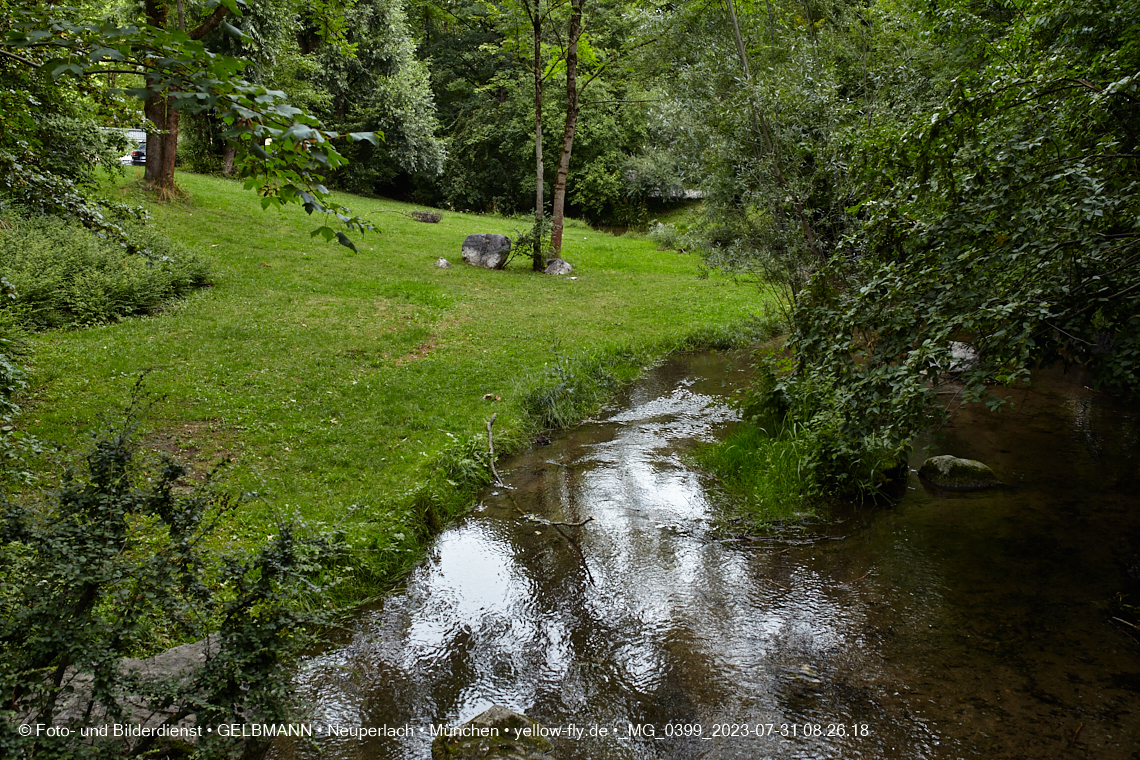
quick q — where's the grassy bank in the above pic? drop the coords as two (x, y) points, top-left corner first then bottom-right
(22, 170), (762, 596)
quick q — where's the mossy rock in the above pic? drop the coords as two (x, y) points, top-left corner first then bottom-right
(918, 455), (1002, 490)
(431, 705), (554, 759)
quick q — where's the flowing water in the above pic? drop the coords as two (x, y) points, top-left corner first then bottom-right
(274, 352), (1140, 760)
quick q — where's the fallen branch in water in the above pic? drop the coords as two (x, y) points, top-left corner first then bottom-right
(764, 578), (790, 591)
(487, 413), (503, 486)
(549, 516), (594, 528)
(836, 571), (871, 587)
(553, 523), (595, 586)
(1068, 722), (1084, 748)
(1112, 616), (1140, 632)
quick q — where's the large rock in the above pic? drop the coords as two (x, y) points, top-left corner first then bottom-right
(462, 234), (511, 270)
(432, 705), (554, 760)
(918, 455), (1002, 490)
(543, 258), (573, 275)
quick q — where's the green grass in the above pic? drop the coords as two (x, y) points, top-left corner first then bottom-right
(22, 169), (763, 596)
(693, 420), (818, 528)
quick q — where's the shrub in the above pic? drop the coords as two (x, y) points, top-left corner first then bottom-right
(648, 221), (684, 251)
(0, 390), (334, 760)
(0, 214), (210, 329)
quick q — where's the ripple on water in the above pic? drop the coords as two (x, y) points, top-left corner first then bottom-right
(279, 356), (1140, 760)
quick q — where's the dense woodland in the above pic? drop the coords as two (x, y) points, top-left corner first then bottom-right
(1, 0), (1138, 756)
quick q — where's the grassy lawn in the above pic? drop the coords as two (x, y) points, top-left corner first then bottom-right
(23, 170), (762, 594)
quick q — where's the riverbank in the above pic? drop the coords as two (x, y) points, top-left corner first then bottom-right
(21, 170), (765, 605)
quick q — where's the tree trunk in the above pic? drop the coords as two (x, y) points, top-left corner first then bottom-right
(139, 0), (227, 194)
(532, 7), (545, 271)
(143, 92), (180, 194)
(550, 0), (583, 257)
(222, 143), (237, 176)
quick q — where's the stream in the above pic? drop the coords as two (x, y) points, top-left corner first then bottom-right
(273, 351), (1140, 759)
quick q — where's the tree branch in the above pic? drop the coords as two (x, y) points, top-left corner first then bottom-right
(189, 4), (230, 41)
(0, 49), (41, 68)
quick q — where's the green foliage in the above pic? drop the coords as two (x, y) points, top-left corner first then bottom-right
(512, 213), (552, 268)
(408, 0), (654, 222)
(305, 0), (446, 196)
(0, 214), (210, 329)
(694, 419), (816, 527)
(660, 0), (1139, 496)
(648, 221), (687, 251)
(772, 0), (1140, 493)
(0, 390), (337, 759)
(522, 348), (619, 428)
(0, 1), (380, 251)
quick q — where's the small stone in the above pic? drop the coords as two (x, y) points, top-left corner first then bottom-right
(436, 257), (452, 269)
(918, 455), (1002, 490)
(431, 705), (554, 759)
(544, 258), (573, 275)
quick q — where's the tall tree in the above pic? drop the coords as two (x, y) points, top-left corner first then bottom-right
(515, 0), (557, 269)
(140, 0), (234, 193)
(548, 0), (581, 256)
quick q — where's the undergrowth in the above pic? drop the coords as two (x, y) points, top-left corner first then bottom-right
(0, 213), (209, 329)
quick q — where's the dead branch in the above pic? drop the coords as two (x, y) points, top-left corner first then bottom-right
(836, 572), (870, 587)
(487, 413), (503, 486)
(1112, 616), (1140, 632)
(369, 209), (442, 223)
(549, 516), (594, 528)
(552, 523), (595, 585)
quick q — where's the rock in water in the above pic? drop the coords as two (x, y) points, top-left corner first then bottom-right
(544, 258), (573, 275)
(462, 234), (511, 269)
(918, 455), (1002, 490)
(431, 705), (554, 759)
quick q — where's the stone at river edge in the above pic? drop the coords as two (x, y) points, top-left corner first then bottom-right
(431, 705), (554, 760)
(918, 455), (1002, 490)
(462, 233), (511, 269)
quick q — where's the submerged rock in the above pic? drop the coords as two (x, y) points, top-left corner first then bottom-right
(431, 705), (554, 759)
(462, 234), (511, 269)
(919, 455), (1002, 490)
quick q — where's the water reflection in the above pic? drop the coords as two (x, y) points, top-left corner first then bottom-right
(279, 355), (1140, 760)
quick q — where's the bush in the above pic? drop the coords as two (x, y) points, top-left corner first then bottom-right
(0, 214), (210, 329)
(648, 222), (685, 250)
(0, 391), (334, 760)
